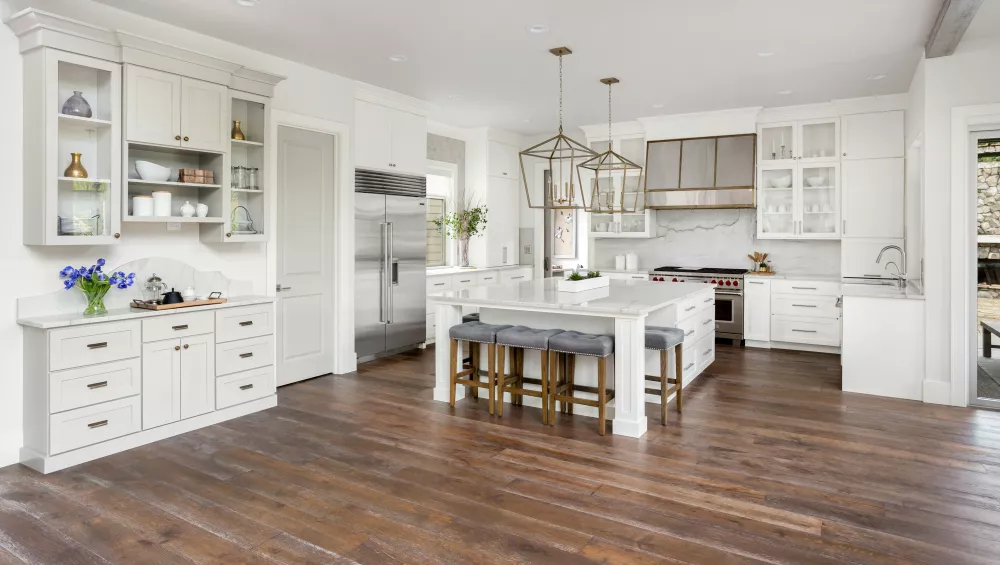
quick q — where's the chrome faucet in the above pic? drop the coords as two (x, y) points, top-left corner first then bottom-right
(876, 245), (906, 288)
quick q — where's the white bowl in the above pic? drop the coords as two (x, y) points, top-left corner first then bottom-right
(770, 175), (792, 188)
(135, 160), (171, 182)
(804, 176), (827, 187)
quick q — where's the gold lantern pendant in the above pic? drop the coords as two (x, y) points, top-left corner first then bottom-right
(519, 47), (598, 210)
(578, 78), (644, 214)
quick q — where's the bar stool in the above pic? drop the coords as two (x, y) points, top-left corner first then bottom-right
(449, 321), (511, 415)
(495, 326), (565, 424)
(462, 313), (480, 323)
(645, 326), (685, 425)
(547, 331), (615, 435)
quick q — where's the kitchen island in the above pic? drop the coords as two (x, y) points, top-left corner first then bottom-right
(429, 278), (716, 438)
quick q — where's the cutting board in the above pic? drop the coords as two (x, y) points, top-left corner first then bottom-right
(131, 298), (227, 311)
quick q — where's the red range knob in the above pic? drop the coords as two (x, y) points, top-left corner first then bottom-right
(725, 280), (732, 286)
(672, 278), (678, 282)
(711, 279), (717, 284)
(733, 280), (739, 286)
(680, 279), (685, 282)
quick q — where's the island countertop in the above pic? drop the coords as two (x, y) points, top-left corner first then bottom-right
(429, 278), (713, 317)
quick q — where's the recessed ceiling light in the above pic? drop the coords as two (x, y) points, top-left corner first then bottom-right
(447, 94), (461, 100)
(867, 74), (888, 81)
(523, 118), (532, 123)
(778, 89), (793, 95)
(388, 55), (407, 63)
(757, 51), (774, 57)
(652, 103), (664, 109)
(528, 24), (549, 33)
(235, 0), (259, 6)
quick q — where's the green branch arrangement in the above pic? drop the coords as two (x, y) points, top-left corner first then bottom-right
(433, 202), (488, 240)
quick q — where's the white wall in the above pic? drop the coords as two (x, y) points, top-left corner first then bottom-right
(0, 0), (369, 467)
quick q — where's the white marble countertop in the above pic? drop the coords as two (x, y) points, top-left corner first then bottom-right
(842, 281), (925, 300)
(429, 278), (713, 317)
(17, 295), (275, 329)
(427, 265), (531, 277)
(745, 273), (842, 283)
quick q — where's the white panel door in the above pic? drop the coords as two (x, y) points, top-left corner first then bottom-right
(842, 111), (904, 160)
(125, 66), (181, 146)
(180, 77), (227, 152)
(842, 158), (904, 239)
(744, 278), (771, 341)
(142, 339), (181, 429)
(355, 100), (393, 171)
(180, 333), (215, 419)
(390, 108), (427, 175)
(276, 125), (336, 385)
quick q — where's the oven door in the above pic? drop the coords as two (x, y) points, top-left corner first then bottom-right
(714, 290), (744, 339)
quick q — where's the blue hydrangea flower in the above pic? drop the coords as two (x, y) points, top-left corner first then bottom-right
(96, 258), (106, 267)
(60, 266), (74, 277)
(63, 279), (75, 290)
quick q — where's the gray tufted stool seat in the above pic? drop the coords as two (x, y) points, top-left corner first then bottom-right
(462, 313), (480, 324)
(494, 326), (565, 423)
(645, 326), (687, 425)
(448, 321), (512, 415)
(546, 331), (616, 436)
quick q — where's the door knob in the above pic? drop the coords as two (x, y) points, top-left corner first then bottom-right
(175, 135), (181, 141)
(183, 136), (189, 142)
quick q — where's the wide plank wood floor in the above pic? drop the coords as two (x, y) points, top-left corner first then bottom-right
(3, 344), (1000, 564)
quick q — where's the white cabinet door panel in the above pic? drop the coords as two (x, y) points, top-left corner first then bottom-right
(744, 278), (771, 342)
(843, 111), (904, 160)
(355, 100), (393, 171)
(391, 109), (427, 175)
(180, 334), (215, 420)
(489, 141), (518, 179)
(142, 339), (181, 429)
(180, 77), (226, 152)
(126, 66), (181, 146)
(843, 158), (904, 239)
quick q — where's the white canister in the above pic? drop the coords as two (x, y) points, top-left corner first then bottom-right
(615, 255), (626, 271)
(152, 191), (172, 217)
(625, 251), (638, 272)
(180, 201), (195, 218)
(195, 202), (209, 218)
(132, 195), (154, 217)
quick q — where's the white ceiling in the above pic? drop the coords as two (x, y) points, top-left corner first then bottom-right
(91, 0), (942, 135)
(961, 0), (1000, 46)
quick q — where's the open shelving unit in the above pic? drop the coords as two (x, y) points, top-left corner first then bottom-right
(124, 143), (226, 223)
(211, 91), (269, 243)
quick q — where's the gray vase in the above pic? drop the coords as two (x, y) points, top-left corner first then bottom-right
(61, 91), (92, 118)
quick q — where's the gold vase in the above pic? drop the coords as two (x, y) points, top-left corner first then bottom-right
(63, 152), (88, 178)
(231, 120), (245, 141)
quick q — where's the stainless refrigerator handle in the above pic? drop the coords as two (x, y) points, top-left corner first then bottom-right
(387, 222), (394, 324)
(379, 222), (387, 323)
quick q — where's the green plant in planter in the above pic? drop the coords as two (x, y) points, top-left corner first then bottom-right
(433, 202), (488, 267)
(567, 272), (585, 281)
(586, 271), (601, 279)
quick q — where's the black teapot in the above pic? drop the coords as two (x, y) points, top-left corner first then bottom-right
(161, 288), (184, 304)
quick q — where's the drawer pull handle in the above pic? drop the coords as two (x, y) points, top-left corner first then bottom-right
(239, 321), (254, 326)
(703, 349), (712, 356)
(684, 330), (694, 337)
(703, 319), (712, 326)
(239, 352), (254, 358)
(704, 298), (713, 303)
(87, 342), (108, 349)
(791, 286), (817, 290)
(433, 283), (446, 286)
(88, 420), (108, 429)
(172, 325), (189, 331)
(792, 304), (817, 308)
(792, 329), (817, 333)
(748, 281), (764, 285)
(87, 381), (108, 389)
(240, 384), (254, 390)
(512, 276), (525, 280)
(684, 306), (696, 312)
(684, 362), (695, 371)
(460, 279), (471, 283)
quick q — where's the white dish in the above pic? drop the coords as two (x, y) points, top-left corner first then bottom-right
(135, 160), (171, 182)
(804, 176), (827, 187)
(770, 175), (792, 188)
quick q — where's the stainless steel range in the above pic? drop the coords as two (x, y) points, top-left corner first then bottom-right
(648, 266), (747, 342)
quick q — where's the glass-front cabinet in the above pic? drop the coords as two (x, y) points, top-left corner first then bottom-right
(758, 166), (796, 237)
(758, 118), (839, 164)
(757, 163), (840, 239)
(23, 49), (122, 245)
(587, 135), (653, 239)
(800, 164), (839, 237)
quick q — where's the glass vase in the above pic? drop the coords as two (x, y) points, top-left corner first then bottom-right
(83, 285), (111, 316)
(459, 238), (470, 267)
(61, 91), (93, 118)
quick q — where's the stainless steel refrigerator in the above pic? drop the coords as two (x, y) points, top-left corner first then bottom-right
(355, 169), (427, 363)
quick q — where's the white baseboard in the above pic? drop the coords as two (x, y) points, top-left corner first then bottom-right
(745, 340), (771, 349)
(769, 341), (841, 355)
(922, 380), (952, 405)
(19, 395), (277, 474)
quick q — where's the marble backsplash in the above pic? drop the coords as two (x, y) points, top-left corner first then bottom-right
(592, 209), (841, 276)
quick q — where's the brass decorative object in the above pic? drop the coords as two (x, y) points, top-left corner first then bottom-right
(578, 78), (644, 213)
(231, 120), (246, 141)
(63, 152), (88, 178)
(519, 47), (598, 210)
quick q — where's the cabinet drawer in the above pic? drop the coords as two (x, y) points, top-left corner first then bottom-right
(772, 294), (841, 319)
(771, 316), (842, 347)
(216, 366), (275, 410)
(49, 396), (141, 455)
(216, 335), (274, 376)
(675, 317), (698, 344)
(216, 304), (273, 343)
(142, 311), (214, 343)
(452, 273), (478, 288)
(49, 321), (141, 372)
(695, 332), (716, 372)
(49, 358), (141, 414)
(772, 280), (841, 297)
(676, 291), (714, 322)
(501, 268), (532, 283)
(427, 276), (454, 293)
(476, 271), (500, 285)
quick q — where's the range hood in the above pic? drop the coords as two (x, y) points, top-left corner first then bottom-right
(642, 133), (756, 210)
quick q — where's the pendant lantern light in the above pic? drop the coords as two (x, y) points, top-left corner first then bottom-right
(519, 47), (598, 210)
(578, 78), (644, 213)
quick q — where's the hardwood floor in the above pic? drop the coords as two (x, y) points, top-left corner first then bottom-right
(2, 344), (1000, 564)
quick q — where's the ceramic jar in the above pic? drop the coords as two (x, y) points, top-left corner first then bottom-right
(180, 201), (195, 218)
(152, 191), (172, 217)
(195, 203), (209, 218)
(61, 91), (93, 118)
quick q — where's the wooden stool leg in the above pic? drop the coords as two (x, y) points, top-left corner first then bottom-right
(516, 349), (525, 406)
(660, 350), (668, 425)
(449, 338), (459, 407)
(675, 345), (683, 413)
(567, 355), (576, 416)
(548, 351), (558, 424)
(487, 343), (496, 415)
(496, 345), (506, 417)
(540, 349), (549, 425)
(469, 343), (479, 400)
(597, 357), (607, 436)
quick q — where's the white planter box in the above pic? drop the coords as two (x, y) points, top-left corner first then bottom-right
(556, 276), (610, 293)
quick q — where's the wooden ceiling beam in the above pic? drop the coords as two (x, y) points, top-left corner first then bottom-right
(925, 0), (985, 58)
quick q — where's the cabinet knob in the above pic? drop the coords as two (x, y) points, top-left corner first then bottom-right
(183, 344), (189, 349)
(183, 136), (189, 142)
(113, 233), (120, 239)
(174, 345), (181, 351)
(175, 135), (181, 141)
(226, 232), (232, 238)
(843, 153), (847, 157)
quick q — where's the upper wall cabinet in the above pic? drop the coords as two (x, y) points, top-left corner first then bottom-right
(355, 99), (427, 176)
(22, 48), (123, 245)
(488, 141), (520, 180)
(125, 66), (227, 152)
(758, 118), (839, 164)
(842, 111), (904, 160)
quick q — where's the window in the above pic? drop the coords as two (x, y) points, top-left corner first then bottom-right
(426, 196), (446, 267)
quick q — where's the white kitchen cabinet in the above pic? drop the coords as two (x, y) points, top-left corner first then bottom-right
(842, 158), (904, 239)
(180, 334), (215, 419)
(484, 176), (520, 266)
(605, 272), (648, 281)
(744, 277), (771, 342)
(758, 163), (840, 239)
(758, 118), (839, 164)
(489, 141), (520, 180)
(125, 65), (181, 147)
(141, 339), (181, 429)
(842, 111), (904, 160)
(590, 210), (653, 238)
(354, 99), (427, 175)
(179, 77), (227, 152)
